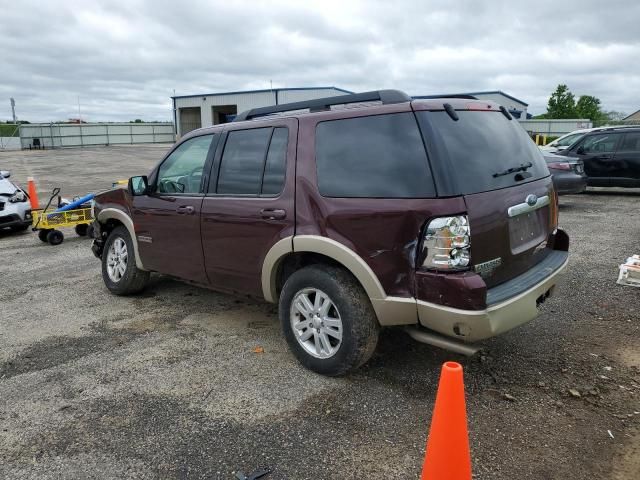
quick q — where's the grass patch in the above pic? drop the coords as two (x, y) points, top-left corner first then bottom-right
(0, 124), (20, 137)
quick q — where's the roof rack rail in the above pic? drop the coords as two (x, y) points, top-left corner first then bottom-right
(233, 89), (411, 122)
(414, 94), (478, 100)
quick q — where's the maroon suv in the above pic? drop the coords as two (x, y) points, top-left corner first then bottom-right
(91, 90), (569, 375)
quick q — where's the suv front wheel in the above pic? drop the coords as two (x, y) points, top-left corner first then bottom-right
(101, 226), (150, 295)
(279, 265), (379, 376)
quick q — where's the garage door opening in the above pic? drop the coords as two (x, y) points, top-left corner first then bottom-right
(179, 107), (202, 135)
(212, 105), (237, 124)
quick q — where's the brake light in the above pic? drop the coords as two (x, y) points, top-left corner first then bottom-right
(547, 162), (571, 171)
(421, 215), (471, 270)
(465, 102), (496, 111)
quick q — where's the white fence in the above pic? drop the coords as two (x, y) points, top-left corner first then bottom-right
(518, 119), (592, 137)
(19, 123), (175, 149)
(0, 137), (21, 150)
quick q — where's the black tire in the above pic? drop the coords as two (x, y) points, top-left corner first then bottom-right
(38, 229), (50, 242)
(279, 264), (379, 376)
(101, 226), (150, 295)
(11, 223), (30, 232)
(47, 230), (64, 245)
(75, 224), (89, 236)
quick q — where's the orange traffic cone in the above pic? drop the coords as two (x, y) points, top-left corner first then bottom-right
(27, 177), (40, 209)
(421, 361), (472, 479)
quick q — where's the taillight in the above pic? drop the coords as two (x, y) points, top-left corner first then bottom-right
(421, 215), (471, 270)
(547, 162), (571, 171)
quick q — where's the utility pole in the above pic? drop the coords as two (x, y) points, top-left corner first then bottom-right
(10, 98), (16, 123)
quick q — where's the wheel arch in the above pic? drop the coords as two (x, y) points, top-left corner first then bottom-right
(261, 235), (386, 304)
(96, 208), (146, 270)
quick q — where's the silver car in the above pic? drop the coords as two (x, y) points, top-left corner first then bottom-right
(0, 170), (32, 232)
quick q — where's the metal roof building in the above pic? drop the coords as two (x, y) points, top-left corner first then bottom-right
(171, 87), (530, 137)
(171, 87), (352, 136)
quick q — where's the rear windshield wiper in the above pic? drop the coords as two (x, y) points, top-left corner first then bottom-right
(492, 162), (533, 178)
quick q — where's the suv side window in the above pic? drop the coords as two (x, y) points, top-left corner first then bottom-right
(215, 127), (288, 195)
(619, 132), (640, 152)
(315, 113), (435, 198)
(157, 134), (213, 194)
(578, 133), (619, 154)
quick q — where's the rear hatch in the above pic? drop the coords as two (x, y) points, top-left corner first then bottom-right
(415, 103), (556, 288)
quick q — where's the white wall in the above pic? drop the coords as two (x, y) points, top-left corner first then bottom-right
(19, 123), (175, 149)
(518, 119), (592, 136)
(173, 88), (350, 135)
(0, 137), (21, 150)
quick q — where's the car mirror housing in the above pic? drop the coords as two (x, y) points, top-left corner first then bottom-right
(576, 146), (585, 155)
(128, 175), (148, 196)
(0, 170), (10, 178)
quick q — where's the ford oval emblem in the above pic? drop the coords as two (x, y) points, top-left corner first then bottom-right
(526, 194), (538, 206)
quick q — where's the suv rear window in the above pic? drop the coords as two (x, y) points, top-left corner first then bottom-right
(315, 113), (436, 198)
(417, 111), (549, 195)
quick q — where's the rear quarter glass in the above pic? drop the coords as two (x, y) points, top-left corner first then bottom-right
(417, 110), (550, 196)
(314, 113), (436, 198)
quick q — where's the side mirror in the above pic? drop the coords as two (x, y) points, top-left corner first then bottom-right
(576, 146), (585, 155)
(128, 175), (148, 196)
(0, 170), (10, 178)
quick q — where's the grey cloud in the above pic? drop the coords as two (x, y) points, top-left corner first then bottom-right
(1, 0), (639, 122)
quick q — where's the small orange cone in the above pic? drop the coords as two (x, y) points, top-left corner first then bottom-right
(27, 177), (40, 209)
(421, 361), (472, 479)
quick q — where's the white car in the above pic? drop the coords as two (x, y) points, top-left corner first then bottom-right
(0, 170), (32, 232)
(540, 129), (593, 153)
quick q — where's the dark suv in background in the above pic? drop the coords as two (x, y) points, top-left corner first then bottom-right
(556, 126), (640, 188)
(91, 90), (569, 375)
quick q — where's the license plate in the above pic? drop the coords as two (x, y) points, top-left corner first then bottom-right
(509, 210), (546, 254)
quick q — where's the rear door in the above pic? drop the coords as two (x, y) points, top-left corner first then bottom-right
(612, 131), (640, 185)
(200, 118), (297, 297)
(132, 134), (216, 283)
(416, 108), (555, 287)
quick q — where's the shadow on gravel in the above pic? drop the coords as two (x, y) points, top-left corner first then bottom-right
(0, 332), (136, 380)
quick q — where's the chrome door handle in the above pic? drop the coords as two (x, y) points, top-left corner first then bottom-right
(260, 208), (286, 220)
(176, 205), (195, 215)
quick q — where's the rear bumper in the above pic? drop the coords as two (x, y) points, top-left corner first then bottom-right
(416, 250), (568, 342)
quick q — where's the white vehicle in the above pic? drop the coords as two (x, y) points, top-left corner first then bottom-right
(0, 170), (32, 232)
(541, 125), (639, 153)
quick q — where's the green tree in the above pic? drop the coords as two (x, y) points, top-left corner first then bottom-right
(603, 110), (627, 122)
(546, 84), (577, 119)
(576, 95), (604, 121)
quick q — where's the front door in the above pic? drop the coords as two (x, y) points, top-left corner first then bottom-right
(132, 133), (216, 283)
(201, 118), (297, 297)
(570, 132), (622, 182)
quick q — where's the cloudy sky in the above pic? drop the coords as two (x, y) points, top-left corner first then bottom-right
(1, 0), (639, 122)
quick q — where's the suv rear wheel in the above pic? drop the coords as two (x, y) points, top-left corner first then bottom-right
(279, 265), (379, 376)
(101, 226), (150, 295)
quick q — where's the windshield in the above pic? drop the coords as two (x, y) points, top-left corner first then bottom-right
(417, 111), (549, 195)
(556, 132), (584, 147)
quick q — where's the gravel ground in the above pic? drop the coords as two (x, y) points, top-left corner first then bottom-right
(0, 146), (639, 479)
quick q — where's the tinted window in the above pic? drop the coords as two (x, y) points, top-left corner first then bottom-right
(578, 133), (619, 154)
(418, 111), (548, 195)
(556, 132), (584, 147)
(217, 128), (272, 195)
(157, 135), (213, 194)
(315, 113), (435, 198)
(262, 128), (288, 195)
(618, 132), (640, 152)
